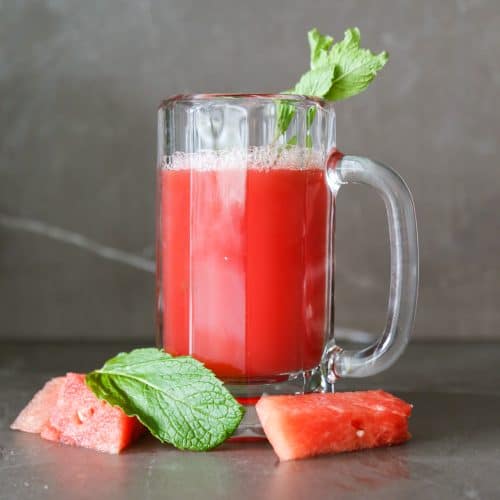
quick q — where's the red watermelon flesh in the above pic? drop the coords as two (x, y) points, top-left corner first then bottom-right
(40, 373), (145, 454)
(10, 377), (66, 433)
(256, 390), (412, 461)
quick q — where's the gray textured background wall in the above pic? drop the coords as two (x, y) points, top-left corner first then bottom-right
(1, 0), (499, 342)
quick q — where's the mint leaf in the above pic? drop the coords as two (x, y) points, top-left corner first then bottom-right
(325, 28), (389, 101)
(294, 66), (334, 97)
(276, 95), (296, 138)
(85, 348), (245, 451)
(308, 28), (333, 70)
(306, 107), (317, 127)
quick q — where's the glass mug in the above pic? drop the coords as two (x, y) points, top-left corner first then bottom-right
(156, 94), (418, 437)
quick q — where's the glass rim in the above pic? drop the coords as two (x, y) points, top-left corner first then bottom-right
(160, 93), (333, 109)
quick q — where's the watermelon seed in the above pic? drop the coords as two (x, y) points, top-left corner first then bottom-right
(356, 430), (365, 438)
(76, 407), (95, 424)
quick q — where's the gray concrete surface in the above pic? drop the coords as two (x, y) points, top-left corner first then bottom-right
(1, 342), (500, 499)
(1, 0), (499, 341)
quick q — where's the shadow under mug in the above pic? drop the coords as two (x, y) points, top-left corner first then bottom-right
(156, 94), (418, 437)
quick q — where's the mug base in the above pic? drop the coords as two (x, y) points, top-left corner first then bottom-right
(230, 404), (267, 440)
(226, 366), (324, 439)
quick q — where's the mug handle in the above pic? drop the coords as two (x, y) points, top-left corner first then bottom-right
(322, 150), (419, 388)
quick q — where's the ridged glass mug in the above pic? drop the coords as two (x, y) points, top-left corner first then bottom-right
(156, 94), (418, 437)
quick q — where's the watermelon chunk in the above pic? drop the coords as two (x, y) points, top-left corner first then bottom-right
(256, 390), (412, 461)
(11, 377), (66, 433)
(12, 373), (145, 454)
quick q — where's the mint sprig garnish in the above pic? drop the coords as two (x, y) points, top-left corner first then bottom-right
(276, 27), (389, 137)
(85, 348), (245, 451)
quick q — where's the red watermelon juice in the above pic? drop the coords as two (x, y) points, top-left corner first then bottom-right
(158, 150), (330, 381)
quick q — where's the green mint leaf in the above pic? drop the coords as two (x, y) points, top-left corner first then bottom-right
(324, 27), (389, 101)
(293, 66), (334, 97)
(85, 348), (245, 451)
(276, 96), (296, 138)
(308, 28), (333, 70)
(306, 107), (317, 128)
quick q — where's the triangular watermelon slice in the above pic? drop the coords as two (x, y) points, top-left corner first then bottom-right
(11, 373), (145, 454)
(256, 390), (412, 461)
(41, 373), (145, 453)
